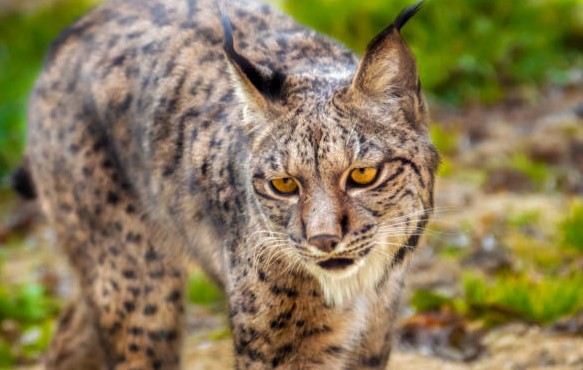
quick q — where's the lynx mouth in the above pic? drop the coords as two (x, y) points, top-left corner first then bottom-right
(317, 258), (355, 270)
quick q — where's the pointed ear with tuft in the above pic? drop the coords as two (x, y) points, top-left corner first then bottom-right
(221, 14), (286, 114)
(350, 1), (423, 100)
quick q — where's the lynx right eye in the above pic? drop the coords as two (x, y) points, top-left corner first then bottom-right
(349, 167), (379, 187)
(270, 178), (299, 195)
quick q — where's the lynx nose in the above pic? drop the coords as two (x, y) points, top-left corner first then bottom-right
(308, 234), (341, 253)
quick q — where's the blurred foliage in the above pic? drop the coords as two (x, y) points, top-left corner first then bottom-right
(510, 153), (552, 191)
(187, 272), (224, 309)
(0, 0), (98, 181)
(283, 0), (583, 105)
(411, 289), (453, 312)
(562, 201), (583, 251)
(430, 124), (458, 177)
(463, 271), (583, 325)
(0, 282), (59, 367)
(430, 124), (459, 156)
(412, 271), (583, 326)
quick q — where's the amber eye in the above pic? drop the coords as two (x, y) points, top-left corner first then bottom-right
(349, 167), (378, 186)
(270, 178), (299, 195)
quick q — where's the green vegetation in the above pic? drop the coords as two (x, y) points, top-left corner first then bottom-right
(430, 125), (459, 156)
(510, 153), (553, 191)
(0, 0), (98, 181)
(0, 282), (59, 367)
(429, 124), (459, 177)
(187, 272), (224, 308)
(562, 201), (583, 251)
(412, 271), (583, 326)
(283, 0), (583, 105)
(463, 271), (583, 325)
(411, 289), (453, 313)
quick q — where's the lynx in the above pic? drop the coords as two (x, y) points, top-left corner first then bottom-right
(22, 0), (438, 368)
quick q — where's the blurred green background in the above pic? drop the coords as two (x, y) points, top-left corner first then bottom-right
(1, 0), (583, 368)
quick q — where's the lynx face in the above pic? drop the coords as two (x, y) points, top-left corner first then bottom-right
(222, 10), (439, 305)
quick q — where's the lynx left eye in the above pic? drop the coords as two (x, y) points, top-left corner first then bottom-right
(270, 178), (299, 195)
(349, 167), (378, 187)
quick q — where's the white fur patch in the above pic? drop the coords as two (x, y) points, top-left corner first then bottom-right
(305, 247), (392, 307)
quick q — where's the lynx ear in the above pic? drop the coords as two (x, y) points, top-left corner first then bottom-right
(221, 14), (285, 113)
(350, 2), (423, 99)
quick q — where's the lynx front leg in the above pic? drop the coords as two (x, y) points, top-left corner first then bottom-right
(42, 188), (187, 370)
(87, 234), (187, 370)
(45, 299), (107, 370)
(227, 264), (362, 370)
(355, 269), (407, 369)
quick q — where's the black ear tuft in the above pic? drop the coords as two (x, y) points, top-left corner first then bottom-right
(220, 13), (285, 99)
(221, 12), (236, 57)
(393, 1), (424, 31)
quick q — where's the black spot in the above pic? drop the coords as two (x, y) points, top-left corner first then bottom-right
(166, 290), (181, 302)
(269, 310), (293, 330)
(126, 232), (142, 243)
(129, 326), (144, 336)
(258, 270), (267, 282)
(106, 191), (120, 205)
(271, 344), (294, 367)
(128, 343), (140, 352)
(361, 355), (383, 367)
(124, 301), (136, 313)
(270, 285), (298, 298)
(143, 304), (158, 315)
(122, 270), (137, 279)
(145, 246), (159, 261)
(147, 329), (178, 342)
(127, 286), (141, 298)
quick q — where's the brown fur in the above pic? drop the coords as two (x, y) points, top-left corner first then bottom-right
(26, 0), (438, 368)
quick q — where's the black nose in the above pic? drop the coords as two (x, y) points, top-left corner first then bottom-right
(308, 234), (341, 253)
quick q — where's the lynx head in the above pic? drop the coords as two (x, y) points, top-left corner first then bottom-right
(222, 2), (439, 306)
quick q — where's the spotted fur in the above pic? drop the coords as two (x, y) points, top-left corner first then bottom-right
(26, 0), (438, 368)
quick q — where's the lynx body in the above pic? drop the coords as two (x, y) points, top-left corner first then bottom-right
(25, 0), (438, 368)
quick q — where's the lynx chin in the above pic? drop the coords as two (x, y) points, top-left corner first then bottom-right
(21, 0), (439, 368)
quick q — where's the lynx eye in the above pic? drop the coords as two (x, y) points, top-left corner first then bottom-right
(270, 178), (299, 195)
(349, 167), (378, 187)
